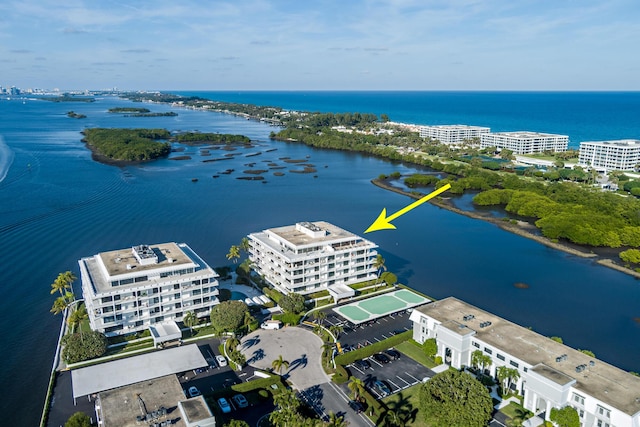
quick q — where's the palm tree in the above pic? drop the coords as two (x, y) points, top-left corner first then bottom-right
(329, 324), (344, 340)
(239, 237), (250, 253)
(324, 412), (348, 427)
(507, 407), (529, 427)
(312, 310), (327, 326)
(347, 377), (366, 402)
(50, 296), (68, 315)
(272, 354), (290, 374)
(50, 271), (77, 296)
(67, 305), (89, 341)
(226, 245), (241, 264)
(373, 254), (386, 288)
(383, 409), (405, 427)
(183, 311), (197, 335)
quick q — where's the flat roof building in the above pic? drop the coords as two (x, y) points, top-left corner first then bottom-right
(578, 139), (640, 172)
(94, 374), (216, 427)
(480, 131), (569, 154)
(410, 297), (640, 427)
(419, 124), (490, 145)
(79, 243), (219, 336)
(248, 221), (378, 295)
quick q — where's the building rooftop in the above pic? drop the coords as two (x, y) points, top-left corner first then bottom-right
(581, 139), (640, 147)
(486, 131), (568, 139)
(421, 124), (490, 130)
(72, 344), (207, 399)
(98, 374), (189, 427)
(179, 398), (216, 427)
(98, 242), (193, 278)
(416, 297), (640, 416)
(264, 221), (374, 248)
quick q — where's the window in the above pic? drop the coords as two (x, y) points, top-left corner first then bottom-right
(472, 342), (480, 348)
(572, 393), (585, 405)
(174, 284), (180, 290)
(134, 275), (147, 283)
(202, 278), (209, 284)
(113, 295), (121, 301)
(597, 406), (611, 419)
(510, 360), (519, 368)
(497, 354), (505, 361)
(484, 347), (492, 355)
(101, 296), (113, 303)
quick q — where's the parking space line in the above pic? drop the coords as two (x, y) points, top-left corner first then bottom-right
(369, 358), (383, 367)
(396, 376), (410, 387)
(405, 373), (419, 383)
(380, 334), (388, 339)
(387, 379), (401, 391)
(373, 337), (381, 343)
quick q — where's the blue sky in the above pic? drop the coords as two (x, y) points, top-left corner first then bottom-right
(1, 0), (639, 91)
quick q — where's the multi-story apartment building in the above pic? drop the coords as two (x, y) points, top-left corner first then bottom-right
(578, 139), (640, 172)
(480, 131), (569, 154)
(247, 221), (378, 295)
(410, 297), (640, 427)
(419, 124), (490, 145)
(79, 242), (219, 336)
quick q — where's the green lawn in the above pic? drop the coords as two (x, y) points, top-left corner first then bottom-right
(500, 401), (533, 422)
(395, 340), (437, 368)
(381, 383), (425, 426)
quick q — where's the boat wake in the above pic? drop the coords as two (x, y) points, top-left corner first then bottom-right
(0, 137), (15, 184)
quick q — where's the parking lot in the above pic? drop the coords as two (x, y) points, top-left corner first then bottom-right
(341, 349), (434, 399)
(320, 307), (416, 350)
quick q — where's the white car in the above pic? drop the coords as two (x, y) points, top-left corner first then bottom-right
(188, 386), (201, 398)
(216, 355), (228, 367)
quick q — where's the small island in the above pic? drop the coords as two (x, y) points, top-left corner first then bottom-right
(82, 128), (171, 164)
(108, 107), (178, 117)
(66, 111), (86, 119)
(42, 95), (95, 102)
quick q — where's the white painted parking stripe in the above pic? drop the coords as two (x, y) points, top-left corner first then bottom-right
(405, 372), (419, 382)
(396, 376), (410, 386)
(388, 379), (401, 391)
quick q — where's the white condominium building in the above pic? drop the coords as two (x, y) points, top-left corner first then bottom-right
(419, 125), (490, 144)
(410, 297), (640, 427)
(578, 139), (640, 172)
(79, 242), (219, 336)
(248, 221), (378, 295)
(480, 131), (569, 154)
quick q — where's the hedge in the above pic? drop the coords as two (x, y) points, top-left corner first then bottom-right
(334, 330), (412, 366)
(272, 312), (302, 325)
(231, 374), (284, 394)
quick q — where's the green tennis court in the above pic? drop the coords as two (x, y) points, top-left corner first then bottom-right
(332, 289), (430, 324)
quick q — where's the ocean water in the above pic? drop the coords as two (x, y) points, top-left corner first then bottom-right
(176, 91), (640, 148)
(1, 92), (639, 426)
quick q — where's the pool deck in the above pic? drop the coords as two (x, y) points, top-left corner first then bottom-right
(217, 274), (266, 299)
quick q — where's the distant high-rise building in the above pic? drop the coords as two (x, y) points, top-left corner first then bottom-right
(578, 140), (640, 172)
(480, 131), (568, 154)
(419, 124), (490, 144)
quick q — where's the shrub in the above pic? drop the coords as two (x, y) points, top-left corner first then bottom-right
(272, 312), (302, 325)
(434, 356), (443, 365)
(334, 331), (411, 365)
(279, 292), (305, 313)
(62, 331), (107, 364)
(218, 288), (232, 302)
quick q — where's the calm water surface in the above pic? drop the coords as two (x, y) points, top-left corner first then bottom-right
(1, 93), (639, 425)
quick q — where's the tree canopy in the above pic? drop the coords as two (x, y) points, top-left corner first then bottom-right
(209, 300), (249, 334)
(82, 128), (171, 162)
(418, 369), (493, 427)
(65, 411), (92, 427)
(279, 292), (306, 314)
(549, 406), (580, 427)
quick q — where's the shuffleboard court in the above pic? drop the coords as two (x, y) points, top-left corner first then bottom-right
(333, 289), (431, 324)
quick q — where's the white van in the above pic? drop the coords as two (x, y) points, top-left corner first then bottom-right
(260, 320), (282, 330)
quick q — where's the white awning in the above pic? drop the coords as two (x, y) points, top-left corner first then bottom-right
(71, 344), (207, 399)
(327, 284), (355, 301)
(149, 321), (182, 346)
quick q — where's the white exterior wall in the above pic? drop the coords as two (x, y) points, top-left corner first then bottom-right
(419, 125), (490, 144)
(578, 140), (640, 172)
(480, 132), (569, 154)
(410, 307), (640, 427)
(80, 243), (219, 336)
(248, 223), (378, 294)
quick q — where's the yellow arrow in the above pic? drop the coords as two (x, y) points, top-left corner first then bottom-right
(364, 183), (451, 233)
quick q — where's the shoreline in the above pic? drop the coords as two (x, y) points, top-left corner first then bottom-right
(371, 178), (640, 280)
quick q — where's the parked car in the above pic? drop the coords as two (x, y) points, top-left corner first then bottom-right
(216, 355), (228, 367)
(232, 393), (249, 408)
(348, 400), (364, 413)
(372, 353), (391, 364)
(384, 348), (401, 360)
(188, 386), (201, 398)
(373, 380), (391, 397)
(353, 359), (371, 370)
(218, 397), (232, 413)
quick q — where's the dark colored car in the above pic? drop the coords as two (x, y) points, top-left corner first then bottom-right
(353, 359), (371, 370)
(372, 353), (391, 364)
(349, 400), (364, 413)
(384, 348), (401, 360)
(373, 380), (391, 397)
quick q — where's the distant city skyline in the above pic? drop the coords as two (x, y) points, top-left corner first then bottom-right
(1, 0), (639, 91)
